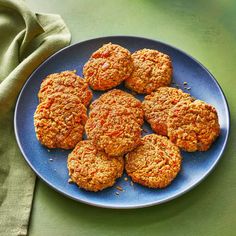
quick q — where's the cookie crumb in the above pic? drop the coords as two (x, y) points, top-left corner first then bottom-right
(49, 158), (53, 162)
(115, 192), (120, 195)
(124, 177), (128, 181)
(68, 178), (73, 183)
(130, 181), (134, 186)
(47, 149), (51, 152)
(183, 81), (188, 85)
(116, 186), (123, 191)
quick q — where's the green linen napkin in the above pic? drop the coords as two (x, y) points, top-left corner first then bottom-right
(0, 0), (71, 235)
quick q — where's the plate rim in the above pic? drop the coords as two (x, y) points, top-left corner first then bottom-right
(14, 35), (231, 209)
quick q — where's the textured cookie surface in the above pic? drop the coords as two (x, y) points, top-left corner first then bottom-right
(90, 89), (144, 125)
(125, 49), (172, 94)
(143, 87), (192, 135)
(85, 106), (142, 156)
(83, 43), (133, 90)
(38, 70), (92, 106)
(67, 140), (124, 192)
(125, 134), (182, 188)
(34, 93), (87, 149)
(167, 100), (220, 152)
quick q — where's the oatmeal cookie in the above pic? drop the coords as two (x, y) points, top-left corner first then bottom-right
(90, 89), (144, 125)
(142, 87), (192, 135)
(67, 140), (124, 192)
(125, 134), (182, 188)
(125, 49), (172, 94)
(38, 70), (92, 106)
(83, 43), (133, 90)
(85, 106), (142, 156)
(34, 93), (87, 149)
(167, 100), (220, 152)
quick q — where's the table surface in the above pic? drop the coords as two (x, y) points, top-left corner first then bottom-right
(27, 0), (236, 235)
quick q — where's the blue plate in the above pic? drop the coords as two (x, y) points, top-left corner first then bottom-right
(14, 36), (230, 209)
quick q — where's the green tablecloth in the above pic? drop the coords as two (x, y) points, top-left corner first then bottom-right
(27, 0), (236, 235)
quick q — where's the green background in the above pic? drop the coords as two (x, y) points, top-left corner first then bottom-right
(26, 0), (236, 235)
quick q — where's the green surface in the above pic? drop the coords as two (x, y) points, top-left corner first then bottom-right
(26, 0), (236, 235)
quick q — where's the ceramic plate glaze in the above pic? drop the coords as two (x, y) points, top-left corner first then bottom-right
(14, 36), (230, 208)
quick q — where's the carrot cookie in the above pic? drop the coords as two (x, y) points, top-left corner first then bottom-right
(67, 140), (124, 192)
(83, 43), (133, 90)
(38, 70), (92, 106)
(142, 87), (192, 135)
(85, 106), (142, 156)
(125, 134), (182, 188)
(167, 100), (220, 152)
(90, 89), (144, 125)
(34, 93), (87, 149)
(125, 49), (172, 94)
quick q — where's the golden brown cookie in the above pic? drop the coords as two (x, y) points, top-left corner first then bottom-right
(125, 134), (182, 188)
(83, 43), (133, 90)
(34, 93), (87, 149)
(85, 106), (142, 156)
(167, 100), (220, 152)
(142, 87), (192, 135)
(38, 70), (92, 106)
(67, 140), (124, 192)
(90, 89), (144, 125)
(125, 49), (172, 94)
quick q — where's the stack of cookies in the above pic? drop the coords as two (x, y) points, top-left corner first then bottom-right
(34, 42), (220, 192)
(142, 89), (220, 152)
(34, 71), (92, 149)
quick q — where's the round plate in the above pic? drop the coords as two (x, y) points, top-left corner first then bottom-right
(14, 36), (230, 209)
